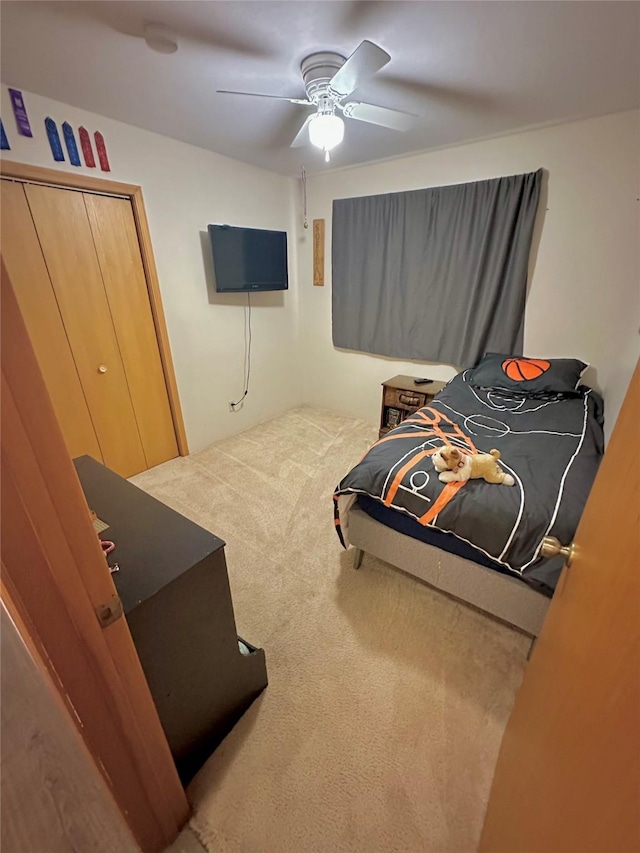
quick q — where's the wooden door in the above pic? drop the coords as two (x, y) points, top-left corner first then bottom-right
(479, 362), (640, 853)
(1, 258), (190, 851)
(84, 194), (178, 468)
(24, 183), (147, 477)
(2, 177), (180, 478)
(0, 180), (102, 461)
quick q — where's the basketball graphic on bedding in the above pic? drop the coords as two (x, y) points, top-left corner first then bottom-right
(502, 357), (551, 381)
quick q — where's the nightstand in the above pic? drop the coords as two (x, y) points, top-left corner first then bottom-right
(379, 375), (447, 438)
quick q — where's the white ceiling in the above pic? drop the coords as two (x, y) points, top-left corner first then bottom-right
(1, 1), (638, 176)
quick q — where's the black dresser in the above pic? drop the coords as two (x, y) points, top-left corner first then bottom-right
(74, 455), (268, 784)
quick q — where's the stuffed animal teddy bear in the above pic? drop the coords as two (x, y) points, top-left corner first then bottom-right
(432, 445), (515, 486)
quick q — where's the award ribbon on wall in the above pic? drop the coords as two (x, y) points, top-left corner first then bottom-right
(0, 119), (10, 150)
(79, 126), (96, 167)
(45, 117), (65, 162)
(8, 88), (32, 137)
(94, 131), (111, 172)
(62, 121), (81, 166)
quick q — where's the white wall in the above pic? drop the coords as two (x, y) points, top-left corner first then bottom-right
(1, 87), (302, 452)
(298, 111), (639, 441)
(3, 91), (638, 449)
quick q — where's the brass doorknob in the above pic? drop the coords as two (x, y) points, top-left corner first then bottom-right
(541, 535), (576, 567)
(98, 364), (108, 374)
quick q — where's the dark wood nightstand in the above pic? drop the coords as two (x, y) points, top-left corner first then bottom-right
(379, 375), (447, 438)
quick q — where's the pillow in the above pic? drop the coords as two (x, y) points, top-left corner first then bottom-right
(467, 353), (588, 395)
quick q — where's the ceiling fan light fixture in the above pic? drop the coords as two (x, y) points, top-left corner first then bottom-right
(308, 113), (344, 156)
(223, 41), (414, 160)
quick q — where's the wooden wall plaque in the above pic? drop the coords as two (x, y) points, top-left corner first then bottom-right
(313, 219), (325, 286)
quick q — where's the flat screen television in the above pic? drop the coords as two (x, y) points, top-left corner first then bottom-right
(208, 224), (288, 293)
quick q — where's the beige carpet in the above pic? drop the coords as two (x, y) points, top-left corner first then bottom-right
(131, 406), (530, 853)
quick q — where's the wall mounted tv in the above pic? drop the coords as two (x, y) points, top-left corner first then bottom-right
(208, 224), (289, 293)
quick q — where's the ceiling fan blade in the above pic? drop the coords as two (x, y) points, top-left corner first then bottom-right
(217, 90), (312, 105)
(328, 40), (390, 99)
(290, 115), (314, 148)
(342, 101), (417, 131)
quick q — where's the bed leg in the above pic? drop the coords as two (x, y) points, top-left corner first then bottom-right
(353, 547), (364, 570)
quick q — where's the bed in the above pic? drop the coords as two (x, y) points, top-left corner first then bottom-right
(334, 355), (604, 636)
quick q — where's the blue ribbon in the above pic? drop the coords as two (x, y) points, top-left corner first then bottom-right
(62, 121), (81, 166)
(0, 119), (10, 150)
(45, 118), (65, 162)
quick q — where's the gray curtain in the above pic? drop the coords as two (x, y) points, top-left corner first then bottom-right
(331, 169), (543, 367)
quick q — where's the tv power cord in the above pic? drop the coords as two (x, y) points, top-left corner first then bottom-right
(229, 292), (252, 411)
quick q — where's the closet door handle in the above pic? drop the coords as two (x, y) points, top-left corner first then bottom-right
(98, 364), (108, 374)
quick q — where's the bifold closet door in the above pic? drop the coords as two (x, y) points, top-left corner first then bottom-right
(0, 180), (103, 462)
(84, 194), (178, 468)
(24, 183), (147, 478)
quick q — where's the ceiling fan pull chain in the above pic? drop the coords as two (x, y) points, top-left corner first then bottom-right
(301, 166), (308, 229)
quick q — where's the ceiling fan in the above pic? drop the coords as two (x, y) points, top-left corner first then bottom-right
(217, 40), (417, 161)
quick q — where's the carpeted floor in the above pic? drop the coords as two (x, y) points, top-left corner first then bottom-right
(131, 406), (530, 853)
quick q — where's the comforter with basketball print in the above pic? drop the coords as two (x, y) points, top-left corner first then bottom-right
(333, 371), (604, 591)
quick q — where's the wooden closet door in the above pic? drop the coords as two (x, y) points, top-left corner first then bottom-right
(0, 181), (102, 462)
(24, 184), (147, 478)
(84, 195), (178, 468)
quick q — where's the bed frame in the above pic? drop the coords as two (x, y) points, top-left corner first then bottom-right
(348, 505), (550, 637)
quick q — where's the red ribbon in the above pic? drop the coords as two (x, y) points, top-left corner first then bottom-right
(94, 131), (111, 172)
(79, 126), (96, 168)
